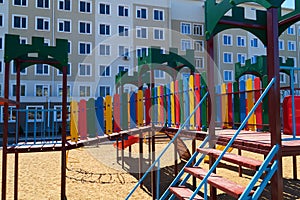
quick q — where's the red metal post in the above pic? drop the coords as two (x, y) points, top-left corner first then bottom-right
(61, 66), (67, 200)
(207, 37), (217, 200)
(266, 7), (283, 200)
(2, 62), (10, 200)
(14, 60), (21, 200)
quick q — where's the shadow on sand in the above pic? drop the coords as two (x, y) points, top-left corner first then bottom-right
(120, 155), (300, 199)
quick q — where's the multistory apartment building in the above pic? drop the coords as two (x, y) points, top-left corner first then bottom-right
(0, 0), (8, 97)
(0, 0), (299, 105)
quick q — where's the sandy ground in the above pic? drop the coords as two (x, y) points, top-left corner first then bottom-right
(0, 138), (300, 200)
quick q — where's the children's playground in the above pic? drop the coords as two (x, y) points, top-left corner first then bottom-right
(2, 0), (300, 199)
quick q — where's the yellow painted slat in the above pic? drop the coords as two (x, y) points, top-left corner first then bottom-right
(189, 75), (195, 130)
(137, 90), (144, 127)
(105, 95), (113, 134)
(246, 78), (256, 131)
(170, 81), (175, 127)
(221, 83), (228, 128)
(70, 100), (79, 142)
(157, 86), (161, 125)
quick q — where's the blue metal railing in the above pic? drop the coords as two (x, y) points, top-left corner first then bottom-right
(185, 77), (276, 199)
(4, 108), (67, 146)
(125, 92), (209, 200)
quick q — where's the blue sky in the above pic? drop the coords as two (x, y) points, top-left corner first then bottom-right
(282, 0), (294, 8)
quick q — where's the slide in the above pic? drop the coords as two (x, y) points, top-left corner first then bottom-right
(113, 136), (139, 150)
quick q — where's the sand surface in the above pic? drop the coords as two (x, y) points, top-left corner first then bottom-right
(1, 139), (300, 199)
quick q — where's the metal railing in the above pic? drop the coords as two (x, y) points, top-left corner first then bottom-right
(125, 91), (209, 200)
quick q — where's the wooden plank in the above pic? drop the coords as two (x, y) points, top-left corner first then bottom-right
(96, 97), (105, 136)
(129, 92), (137, 129)
(113, 94), (121, 132)
(246, 78), (256, 131)
(87, 98), (96, 138)
(200, 73), (207, 131)
(159, 85), (164, 126)
(254, 77), (263, 131)
(166, 84), (171, 127)
(170, 81), (175, 127)
(215, 85), (222, 127)
(233, 82), (240, 128)
(262, 75), (269, 131)
(183, 76), (189, 129)
(169, 186), (203, 200)
(175, 80), (180, 128)
(239, 80), (246, 126)
(189, 74), (195, 130)
(121, 93), (128, 130)
(70, 100), (79, 142)
(105, 95), (113, 134)
(194, 74), (201, 130)
(221, 83), (228, 128)
(185, 167), (253, 198)
(144, 88), (151, 125)
(227, 82), (233, 128)
(78, 99), (87, 140)
(137, 90), (144, 127)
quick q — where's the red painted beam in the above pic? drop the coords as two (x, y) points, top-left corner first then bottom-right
(219, 19), (266, 30)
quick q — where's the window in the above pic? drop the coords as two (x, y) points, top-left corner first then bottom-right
(37, 0), (49, 8)
(118, 65), (129, 74)
(136, 7), (147, 19)
(57, 63), (72, 76)
(195, 57), (204, 69)
(68, 41), (71, 54)
(12, 15), (27, 29)
(251, 55), (258, 64)
(0, 0), (3, 3)
(20, 37), (27, 44)
(35, 64), (49, 75)
(287, 26), (295, 35)
(136, 47), (148, 57)
(293, 73), (298, 84)
(223, 52), (232, 63)
(99, 44), (110, 56)
(79, 42), (91, 55)
(288, 41), (296, 51)
(79, 21), (91, 34)
(154, 70), (165, 79)
(181, 22), (191, 34)
(223, 34), (232, 46)
(118, 46), (129, 57)
(99, 3), (110, 15)
(99, 65), (110, 77)
(136, 27), (147, 39)
(36, 17), (50, 31)
(0, 37), (2, 50)
(99, 24), (110, 35)
(1, 106), (17, 123)
(0, 61), (2, 73)
(79, 63), (91, 76)
(154, 29), (164, 40)
(57, 63), (71, 76)
(12, 84), (26, 96)
(278, 40), (284, 50)
(193, 24), (203, 36)
(280, 72), (286, 83)
(118, 25), (129, 36)
(181, 39), (191, 51)
(118, 5), (129, 17)
(58, 0), (71, 11)
(99, 86), (110, 97)
(153, 9), (164, 21)
(12, 66), (26, 74)
(237, 53), (246, 64)
(57, 85), (71, 97)
(194, 40), (204, 52)
(13, 0), (27, 6)
(79, 0), (91, 13)
(237, 36), (246, 47)
(58, 19), (71, 32)
(0, 14), (3, 27)
(223, 70), (233, 81)
(53, 105), (70, 121)
(35, 85), (49, 96)
(26, 106), (44, 122)
(250, 38), (258, 47)
(80, 86), (91, 97)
